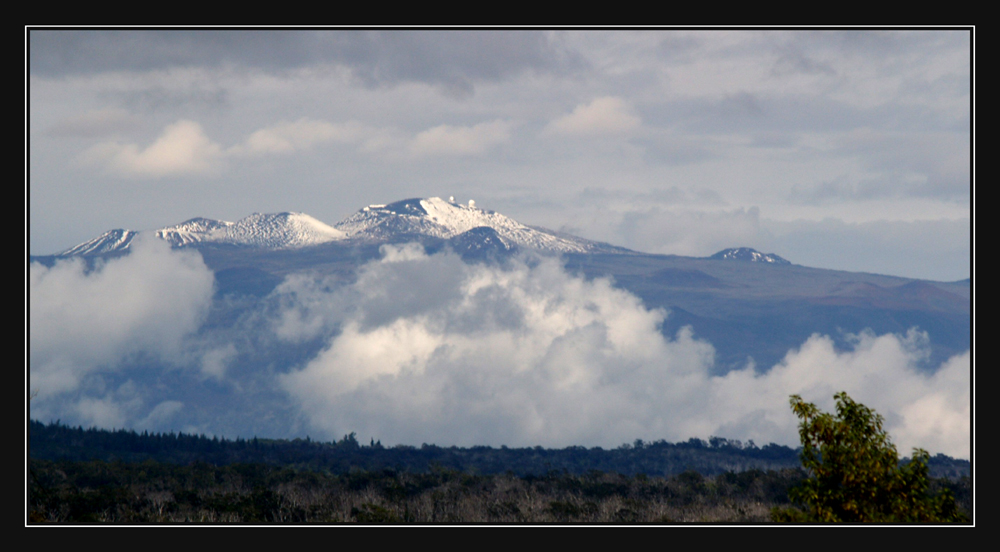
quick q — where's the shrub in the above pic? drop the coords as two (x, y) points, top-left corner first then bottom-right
(771, 392), (967, 523)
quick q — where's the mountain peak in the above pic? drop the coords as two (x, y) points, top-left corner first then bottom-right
(710, 247), (790, 265)
(55, 197), (630, 257)
(335, 197), (618, 253)
(58, 212), (345, 255)
(224, 212), (345, 248)
(57, 228), (140, 256)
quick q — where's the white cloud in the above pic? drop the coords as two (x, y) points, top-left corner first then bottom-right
(64, 380), (145, 430)
(409, 119), (514, 156)
(229, 118), (385, 156)
(80, 119), (224, 177)
(139, 400), (185, 429)
(892, 350), (970, 457)
(199, 344), (237, 380)
(77, 117), (402, 177)
(74, 396), (129, 429)
(29, 235), (215, 397)
(718, 329), (970, 459)
(275, 246), (970, 457)
(545, 96), (641, 136)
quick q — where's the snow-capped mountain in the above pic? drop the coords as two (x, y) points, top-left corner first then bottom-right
(335, 197), (624, 253)
(710, 247), (790, 265)
(201, 212), (345, 249)
(57, 228), (141, 256)
(56, 197), (628, 256)
(58, 213), (345, 255)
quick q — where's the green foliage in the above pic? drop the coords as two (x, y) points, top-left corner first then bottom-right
(772, 392), (967, 523)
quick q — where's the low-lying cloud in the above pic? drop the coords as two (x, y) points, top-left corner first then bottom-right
(276, 245), (970, 457)
(28, 239), (968, 457)
(29, 235), (215, 398)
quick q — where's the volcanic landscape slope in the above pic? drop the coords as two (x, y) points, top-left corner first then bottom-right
(54, 197), (629, 257)
(563, 252), (969, 371)
(38, 197), (970, 373)
(333, 197), (630, 254)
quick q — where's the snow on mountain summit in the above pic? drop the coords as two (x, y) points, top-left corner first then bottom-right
(154, 217), (235, 247)
(58, 212), (345, 255)
(57, 228), (141, 256)
(56, 197), (628, 256)
(334, 197), (613, 253)
(214, 212), (346, 248)
(710, 247), (790, 265)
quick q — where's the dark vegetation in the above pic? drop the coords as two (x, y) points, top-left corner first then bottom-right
(29, 420), (807, 477)
(28, 458), (810, 523)
(27, 418), (970, 523)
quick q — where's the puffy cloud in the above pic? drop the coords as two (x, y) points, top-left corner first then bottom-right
(235, 119), (355, 155)
(77, 117), (400, 177)
(705, 329), (970, 458)
(891, 350), (970, 457)
(80, 119), (224, 177)
(229, 118), (387, 156)
(139, 400), (185, 429)
(545, 97), (641, 137)
(73, 395), (130, 429)
(276, 246), (969, 457)
(279, 247), (705, 447)
(26, 238), (968, 457)
(199, 344), (237, 380)
(29, 235), (215, 397)
(409, 119), (515, 156)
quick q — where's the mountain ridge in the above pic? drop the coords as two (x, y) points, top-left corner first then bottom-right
(55, 197), (631, 257)
(30, 200), (971, 447)
(710, 247), (790, 265)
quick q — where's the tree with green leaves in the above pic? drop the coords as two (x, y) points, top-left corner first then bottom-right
(771, 392), (967, 523)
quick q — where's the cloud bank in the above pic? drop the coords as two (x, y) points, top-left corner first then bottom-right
(29, 236), (215, 397)
(275, 246), (970, 457)
(29, 30), (584, 97)
(27, 238), (969, 457)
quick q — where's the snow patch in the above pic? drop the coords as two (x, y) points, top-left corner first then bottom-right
(57, 197), (629, 256)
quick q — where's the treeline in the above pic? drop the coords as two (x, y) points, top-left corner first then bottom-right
(30, 421), (802, 477)
(28, 420), (969, 479)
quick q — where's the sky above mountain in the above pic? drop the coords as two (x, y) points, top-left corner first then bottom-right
(27, 29), (972, 281)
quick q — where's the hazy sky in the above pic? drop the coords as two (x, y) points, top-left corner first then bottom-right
(28, 29), (972, 280)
